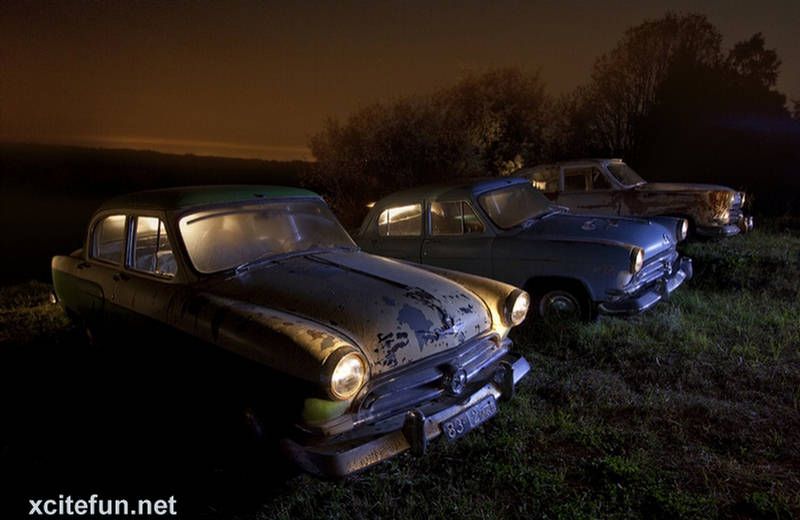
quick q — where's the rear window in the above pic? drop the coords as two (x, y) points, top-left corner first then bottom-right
(91, 215), (126, 264)
(377, 204), (422, 237)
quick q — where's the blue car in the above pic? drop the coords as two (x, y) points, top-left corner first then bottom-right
(354, 177), (693, 319)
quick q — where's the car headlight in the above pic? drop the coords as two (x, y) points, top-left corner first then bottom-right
(504, 289), (530, 326)
(323, 349), (368, 400)
(677, 218), (689, 242)
(630, 247), (644, 274)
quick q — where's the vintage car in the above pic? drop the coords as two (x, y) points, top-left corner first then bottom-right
(353, 178), (693, 319)
(516, 158), (753, 237)
(50, 185), (531, 477)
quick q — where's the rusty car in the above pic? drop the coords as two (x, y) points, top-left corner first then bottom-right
(50, 185), (531, 476)
(353, 177), (693, 320)
(516, 158), (753, 237)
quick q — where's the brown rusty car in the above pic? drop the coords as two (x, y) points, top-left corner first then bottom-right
(516, 158), (754, 237)
(50, 185), (531, 476)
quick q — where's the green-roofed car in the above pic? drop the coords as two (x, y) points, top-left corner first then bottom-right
(51, 185), (531, 477)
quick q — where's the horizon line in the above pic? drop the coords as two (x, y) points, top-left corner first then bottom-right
(0, 135), (314, 162)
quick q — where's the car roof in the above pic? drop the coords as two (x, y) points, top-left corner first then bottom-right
(515, 158), (625, 180)
(96, 185), (321, 212)
(373, 177), (529, 207)
(519, 158), (623, 171)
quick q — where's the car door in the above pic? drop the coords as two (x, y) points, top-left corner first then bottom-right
(360, 202), (424, 262)
(77, 213), (130, 328)
(557, 165), (620, 214)
(421, 200), (493, 277)
(112, 214), (180, 326)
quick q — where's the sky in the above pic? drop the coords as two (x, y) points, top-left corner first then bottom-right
(2, 0), (798, 161)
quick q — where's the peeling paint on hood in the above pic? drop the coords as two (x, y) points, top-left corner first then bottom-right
(205, 251), (492, 374)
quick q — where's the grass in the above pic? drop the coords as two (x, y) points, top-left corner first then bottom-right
(2, 225), (799, 519)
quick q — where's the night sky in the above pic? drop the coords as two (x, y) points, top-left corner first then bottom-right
(2, 0), (798, 160)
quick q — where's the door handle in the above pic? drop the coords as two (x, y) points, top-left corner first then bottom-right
(113, 272), (130, 282)
(77, 262), (91, 270)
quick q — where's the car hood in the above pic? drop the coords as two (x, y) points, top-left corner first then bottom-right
(204, 251), (492, 374)
(637, 182), (734, 193)
(519, 212), (675, 259)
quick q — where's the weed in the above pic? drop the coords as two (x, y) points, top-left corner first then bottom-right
(2, 224), (799, 518)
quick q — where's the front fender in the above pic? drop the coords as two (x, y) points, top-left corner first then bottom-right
(399, 262), (521, 338)
(494, 238), (634, 302)
(166, 292), (360, 385)
(646, 216), (684, 242)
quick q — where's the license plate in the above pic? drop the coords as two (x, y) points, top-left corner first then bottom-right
(441, 395), (497, 442)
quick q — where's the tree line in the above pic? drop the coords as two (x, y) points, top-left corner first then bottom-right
(303, 12), (800, 227)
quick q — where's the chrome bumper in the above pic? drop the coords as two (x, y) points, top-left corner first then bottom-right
(282, 354), (531, 477)
(696, 215), (754, 237)
(599, 257), (693, 315)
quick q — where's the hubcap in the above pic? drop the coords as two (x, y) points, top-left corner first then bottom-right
(540, 291), (580, 318)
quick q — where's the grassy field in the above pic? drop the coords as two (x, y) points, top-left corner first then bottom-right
(2, 222), (799, 519)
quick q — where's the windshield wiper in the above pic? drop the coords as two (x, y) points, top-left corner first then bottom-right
(234, 245), (358, 274)
(234, 251), (280, 274)
(520, 206), (566, 228)
(544, 204), (569, 216)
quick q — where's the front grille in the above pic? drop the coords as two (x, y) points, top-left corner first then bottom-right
(353, 333), (509, 427)
(730, 193), (744, 223)
(635, 249), (679, 287)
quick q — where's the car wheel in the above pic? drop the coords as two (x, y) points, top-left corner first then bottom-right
(536, 289), (586, 320)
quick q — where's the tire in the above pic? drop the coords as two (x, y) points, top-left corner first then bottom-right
(532, 286), (591, 321)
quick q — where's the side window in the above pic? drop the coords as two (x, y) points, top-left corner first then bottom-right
(590, 167), (613, 190)
(430, 201), (485, 236)
(563, 168), (589, 192)
(462, 203), (485, 234)
(531, 171), (559, 193)
(91, 214), (127, 264)
(130, 216), (177, 277)
(377, 204), (422, 237)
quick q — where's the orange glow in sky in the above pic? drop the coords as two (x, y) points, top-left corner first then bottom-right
(2, 1), (798, 161)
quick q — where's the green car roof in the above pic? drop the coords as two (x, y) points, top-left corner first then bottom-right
(97, 185), (321, 212)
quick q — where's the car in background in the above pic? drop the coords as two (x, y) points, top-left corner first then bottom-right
(516, 158), (753, 237)
(51, 185), (531, 477)
(354, 178), (692, 320)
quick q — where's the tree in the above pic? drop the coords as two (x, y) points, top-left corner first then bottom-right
(726, 32), (781, 90)
(305, 68), (550, 226)
(571, 12), (723, 161)
(433, 68), (549, 175)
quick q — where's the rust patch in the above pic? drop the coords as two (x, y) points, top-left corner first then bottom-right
(305, 329), (337, 350)
(404, 287), (454, 327)
(708, 190), (732, 218)
(374, 331), (410, 368)
(397, 304), (436, 352)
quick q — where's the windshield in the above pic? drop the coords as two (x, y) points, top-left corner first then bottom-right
(606, 162), (645, 187)
(478, 183), (557, 229)
(179, 199), (356, 273)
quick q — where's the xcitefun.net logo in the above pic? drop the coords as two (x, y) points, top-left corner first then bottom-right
(28, 494), (177, 516)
